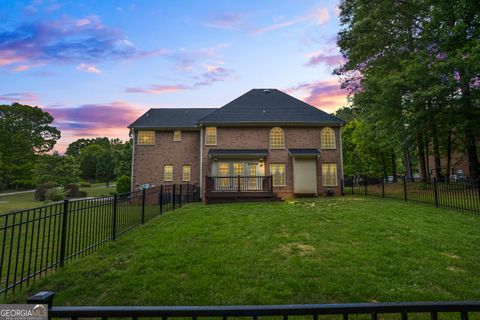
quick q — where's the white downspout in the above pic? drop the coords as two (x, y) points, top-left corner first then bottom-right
(130, 130), (136, 192)
(339, 126), (344, 193)
(199, 127), (204, 197)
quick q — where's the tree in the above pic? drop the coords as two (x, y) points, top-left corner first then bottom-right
(96, 150), (114, 187)
(79, 145), (105, 183)
(66, 137), (111, 157)
(34, 154), (80, 186)
(0, 103), (60, 187)
(112, 140), (132, 177)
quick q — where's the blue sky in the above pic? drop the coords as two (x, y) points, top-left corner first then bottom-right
(0, 0), (346, 152)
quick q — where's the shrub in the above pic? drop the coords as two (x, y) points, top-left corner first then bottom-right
(77, 190), (88, 198)
(64, 183), (80, 198)
(12, 179), (36, 189)
(34, 181), (57, 201)
(45, 188), (64, 202)
(116, 175), (131, 194)
(80, 182), (91, 188)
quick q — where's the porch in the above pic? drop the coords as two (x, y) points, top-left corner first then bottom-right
(205, 175), (280, 204)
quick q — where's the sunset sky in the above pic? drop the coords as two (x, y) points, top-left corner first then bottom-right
(0, 0), (347, 152)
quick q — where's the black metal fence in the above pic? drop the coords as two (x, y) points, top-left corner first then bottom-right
(0, 184), (200, 297)
(28, 291), (480, 320)
(343, 176), (480, 214)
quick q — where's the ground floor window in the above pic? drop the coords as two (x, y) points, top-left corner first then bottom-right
(182, 165), (191, 182)
(322, 163), (337, 186)
(270, 163), (286, 187)
(164, 165), (173, 181)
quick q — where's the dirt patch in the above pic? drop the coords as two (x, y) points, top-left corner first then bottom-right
(447, 266), (465, 273)
(441, 252), (460, 259)
(278, 242), (316, 257)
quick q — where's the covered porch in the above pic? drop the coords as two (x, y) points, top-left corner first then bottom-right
(205, 149), (279, 203)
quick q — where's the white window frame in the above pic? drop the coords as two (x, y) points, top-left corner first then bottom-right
(269, 127), (285, 149)
(270, 163), (286, 187)
(322, 163), (338, 186)
(164, 165), (173, 182)
(174, 130), (181, 142)
(182, 165), (191, 182)
(205, 127), (217, 145)
(137, 131), (155, 145)
(321, 127), (336, 149)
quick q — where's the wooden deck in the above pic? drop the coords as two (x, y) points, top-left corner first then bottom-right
(205, 191), (280, 204)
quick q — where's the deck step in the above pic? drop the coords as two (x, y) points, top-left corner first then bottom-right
(205, 192), (281, 204)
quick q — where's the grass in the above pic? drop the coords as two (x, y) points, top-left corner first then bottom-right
(0, 183), (116, 213)
(5, 197), (480, 305)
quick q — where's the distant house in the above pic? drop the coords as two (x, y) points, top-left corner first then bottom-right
(129, 89), (345, 202)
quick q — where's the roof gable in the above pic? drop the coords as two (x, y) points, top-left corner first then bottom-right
(197, 89), (344, 126)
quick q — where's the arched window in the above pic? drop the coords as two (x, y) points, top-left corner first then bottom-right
(270, 127), (285, 149)
(321, 127), (336, 149)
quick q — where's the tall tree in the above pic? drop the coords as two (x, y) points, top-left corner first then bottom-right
(0, 103), (60, 187)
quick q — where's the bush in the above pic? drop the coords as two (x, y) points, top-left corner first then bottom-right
(64, 183), (80, 198)
(12, 179), (36, 189)
(45, 188), (64, 202)
(116, 175), (131, 194)
(80, 182), (91, 188)
(77, 190), (88, 198)
(35, 181), (57, 201)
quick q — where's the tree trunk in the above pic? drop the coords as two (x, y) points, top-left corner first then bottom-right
(391, 150), (397, 182)
(403, 147), (413, 179)
(424, 133), (431, 182)
(381, 152), (388, 180)
(106, 181), (109, 188)
(432, 125), (443, 179)
(446, 130), (452, 183)
(417, 133), (427, 181)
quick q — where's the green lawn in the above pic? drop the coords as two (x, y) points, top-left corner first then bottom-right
(0, 183), (116, 213)
(5, 197), (480, 305)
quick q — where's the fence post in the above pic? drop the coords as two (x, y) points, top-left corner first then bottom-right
(59, 199), (69, 267)
(403, 175), (407, 202)
(112, 194), (117, 240)
(141, 188), (146, 224)
(433, 177), (439, 207)
(364, 176), (367, 196)
(173, 184), (176, 210)
(179, 184), (183, 208)
(159, 185), (163, 214)
(382, 178), (385, 198)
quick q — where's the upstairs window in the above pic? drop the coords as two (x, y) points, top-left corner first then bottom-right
(270, 127), (285, 149)
(164, 165), (173, 181)
(182, 165), (191, 182)
(174, 130), (181, 142)
(270, 164), (286, 187)
(322, 163), (337, 186)
(205, 127), (217, 145)
(321, 127), (336, 149)
(137, 131), (155, 145)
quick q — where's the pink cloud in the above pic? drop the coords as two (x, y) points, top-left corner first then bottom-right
(305, 51), (344, 67)
(0, 92), (38, 104)
(251, 6), (329, 35)
(76, 63), (101, 74)
(286, 79), (348, 112)
(205, 13), (245, 30)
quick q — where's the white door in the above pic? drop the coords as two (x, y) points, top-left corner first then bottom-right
(293, 158), (317, 194)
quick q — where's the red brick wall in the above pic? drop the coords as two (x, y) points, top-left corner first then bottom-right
(132, 130), (200, 190)
(201, 126), (343, 199)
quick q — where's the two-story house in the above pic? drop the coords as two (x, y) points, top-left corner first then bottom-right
(129, 89), (345, 202)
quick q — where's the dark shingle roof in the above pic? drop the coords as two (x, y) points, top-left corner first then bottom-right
(197, 89), (345, 126)
(208, 149), (268, 157)
(288, 149), (320, 156)
(128, 108), (216, 129)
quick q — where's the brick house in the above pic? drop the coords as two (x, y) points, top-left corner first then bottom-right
(129, 89), (345, 202)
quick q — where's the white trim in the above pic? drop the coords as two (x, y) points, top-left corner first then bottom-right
(339, 127), (344, 187)
(130, 131), (136, 192)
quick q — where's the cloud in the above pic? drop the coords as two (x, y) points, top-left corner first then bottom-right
(286, 79), (348, 112)
(0, 92), (38, 104)
(76, 63), (101, 74)
(0, 15), (165, 71)
(305, 51), (344, 67)
(168, 43), (229, 72)
(44, 101), (142, 132)
(251, 6), (329, 35)
(124, 65), (234, 95)
(124, 84), (189, 94)
(205, 13), (245, 30)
